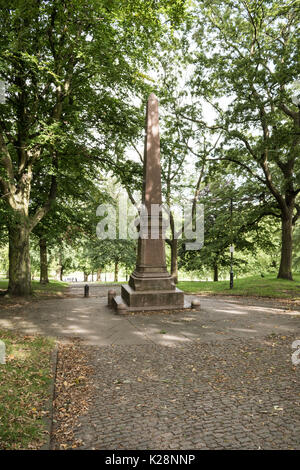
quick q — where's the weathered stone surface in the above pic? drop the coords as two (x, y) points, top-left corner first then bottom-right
(128, 271), (176, 292)
(130, 93), (173, 288)
(191, 299), (201, 309)
(116, 302), (127, 315)
(121, 285), (184, 308)
(112, 293), (191, 313)
(107, 289), (116, 307)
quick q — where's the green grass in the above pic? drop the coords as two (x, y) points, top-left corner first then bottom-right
(177, 274), (300, 300)
(0, 279), (68, 297)
(0, 279), (9, 290)
(0, 330), (55, 449)
(1, 275), (299, 300)
(32, 280), (68, 296)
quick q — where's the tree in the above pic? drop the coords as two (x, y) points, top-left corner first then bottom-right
(80, 239), (137, 282)
(160, 99), (190, 283)
(183, 0), (300, 279)
(179, 177), (280, 280)
(0, 0), (187, 295)
(31, 158), (110, 283)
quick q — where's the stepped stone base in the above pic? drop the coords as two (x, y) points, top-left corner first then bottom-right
(112, 292), (191, 314)
(111, 284), (192, 314)
(122, 284), (184, 308)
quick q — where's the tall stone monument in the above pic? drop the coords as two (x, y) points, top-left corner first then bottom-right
(111, 93), (191, 313)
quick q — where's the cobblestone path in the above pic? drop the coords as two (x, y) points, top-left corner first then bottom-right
(73, 334), (300, 450)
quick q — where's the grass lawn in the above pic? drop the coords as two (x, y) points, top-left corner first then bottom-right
(0, 330), (55, 449)
(0, 279), (69, 297)
(177, 274), (300, 300)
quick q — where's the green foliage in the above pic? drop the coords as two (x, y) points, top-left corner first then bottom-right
(0, 0), (188, 293)
(179, 0), (300, 279)
(179, 176), (281, 276)
(1, 0), (298, 289)
(85, 239), (137, 274)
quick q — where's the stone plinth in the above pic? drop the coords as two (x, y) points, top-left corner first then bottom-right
(112, 292), (191, 313)
(121, 284), (184, 308)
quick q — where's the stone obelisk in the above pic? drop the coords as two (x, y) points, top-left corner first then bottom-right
(112, 93), (187, 312)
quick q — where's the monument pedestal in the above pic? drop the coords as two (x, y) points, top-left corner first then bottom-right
(112, 286), (191, 313)
(111, 269), (191, 313)
(124, 283), (184, 306)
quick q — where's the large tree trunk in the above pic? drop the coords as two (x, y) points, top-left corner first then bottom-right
(213, 264), (218, 282)
(277, 211), (294, 280)
(84, 272), (88, 282)
(114, 262), (119, 282)
(170, 239), (178, 284)
(7, 222), (32, 296)
(39, 237), (49, 284)
(96, 269), (102, 282)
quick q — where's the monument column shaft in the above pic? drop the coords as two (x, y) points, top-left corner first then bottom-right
(143, 94), (162, 209)
(135, 93), (168, 274)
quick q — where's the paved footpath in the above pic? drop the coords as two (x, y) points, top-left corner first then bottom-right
(1, 284), (300, 449)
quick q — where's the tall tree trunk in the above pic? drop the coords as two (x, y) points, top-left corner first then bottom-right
(84, 272), (88, 282)
(60, 267), (64, 282)
(170, 239), (178, 284)
(114, 262), (118, 282)
(96, 269), (101, 282)
(277, 210), (294, 280)
(213, 264), (218, 282)
(8, 222), (32, 296)
(39, 237), (49, 284)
